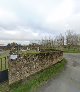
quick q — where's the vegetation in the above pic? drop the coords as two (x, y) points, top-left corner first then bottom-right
(0, 82), (9, 92)
(0, 50), (9, 58)
(40, 30), (80, 53)
(10, 58), (67, 92)
(63, 48), (80, 53)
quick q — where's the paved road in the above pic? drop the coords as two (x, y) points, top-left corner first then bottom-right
(37, 53), (80, 92)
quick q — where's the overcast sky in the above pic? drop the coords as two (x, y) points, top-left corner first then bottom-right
(0, 0), (80, 45)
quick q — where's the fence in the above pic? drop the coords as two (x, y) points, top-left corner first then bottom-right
(0, 69), (8, 83)
(0, 57), (8, 71)
(0, 57), (8, 83)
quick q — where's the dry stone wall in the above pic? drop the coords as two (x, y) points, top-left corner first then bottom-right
(9, 51), (63, 85)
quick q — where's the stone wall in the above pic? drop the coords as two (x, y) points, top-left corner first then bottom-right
(9, 51), (63, 85)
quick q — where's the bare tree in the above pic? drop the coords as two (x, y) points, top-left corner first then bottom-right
(66, 30), (78, 47)
(41, 37), (54, 49)
(54, 34), (64, 47)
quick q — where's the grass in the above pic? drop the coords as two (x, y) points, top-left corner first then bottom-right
(55, 46), (80, 53)
(63, 48), (80, 53)
(0, 82), (9, 92)
(10, 58), (67, 92)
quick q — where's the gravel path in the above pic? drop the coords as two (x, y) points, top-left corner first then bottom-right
(37, 53), (80, 92)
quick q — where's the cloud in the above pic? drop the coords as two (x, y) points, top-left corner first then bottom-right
(0, 0), (80, 45)
(0, 8), (18, 23)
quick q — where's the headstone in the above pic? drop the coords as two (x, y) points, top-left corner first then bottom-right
(10, 55), (18, 61)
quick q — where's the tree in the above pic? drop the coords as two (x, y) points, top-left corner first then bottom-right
(54, 34), (64, 47)
(66, 30), (78, 47)
(41, 37), (54, 49)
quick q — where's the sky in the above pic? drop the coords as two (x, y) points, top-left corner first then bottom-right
(0, 0), (80, 45)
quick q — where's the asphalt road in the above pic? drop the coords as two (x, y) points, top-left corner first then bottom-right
(37, 53), (80, 92)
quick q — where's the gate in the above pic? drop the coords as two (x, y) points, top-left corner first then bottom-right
(0, 57), (8, 83)
(0, 69), (8, 83)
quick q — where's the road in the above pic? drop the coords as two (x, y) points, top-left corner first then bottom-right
(37, 53), (80, 92)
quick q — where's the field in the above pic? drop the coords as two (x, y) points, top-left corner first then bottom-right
(63, 48), (80, 53)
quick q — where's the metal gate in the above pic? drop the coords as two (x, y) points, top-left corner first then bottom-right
(0, 57), (8, 83)
(0, 69), (8, 83)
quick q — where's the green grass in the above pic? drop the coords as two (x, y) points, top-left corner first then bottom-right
(55, 46), (80, 53)
(63, 48), (80, 53)
(10, 58), (67, 92)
